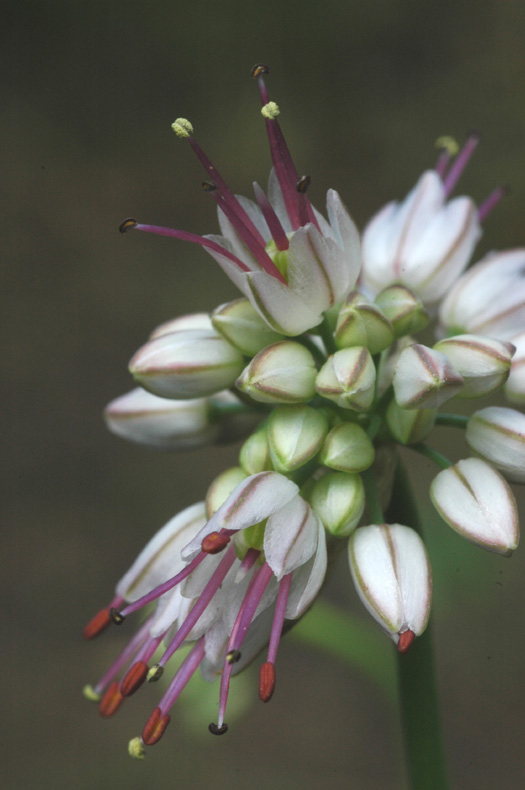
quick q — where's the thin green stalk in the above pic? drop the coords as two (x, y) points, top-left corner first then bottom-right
(318, 314), (338, 355)
(362, 467), (385, 523)
(435, 413), (469, 429)
(410, 444), (452, 471)
(387, 462), (448, 790)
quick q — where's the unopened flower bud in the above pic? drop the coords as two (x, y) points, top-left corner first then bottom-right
(375, 285), (429, 337)
(236, 341), (317, 404)
(334, 292), (395, 354)
(348, 524), (432, 645)
(320, 422), (375, 473)
(466, 407), (525, 484)
(130, 329), (245, 400)
(266, 405), (328, 473)
(315, 348), (376, 411)
(239, 425), (272, 475)
(505, 330), (525, 405)
(433, 334), (514, 398)
(206, 466), (247, 518)
(430, 458), (519, 555)
(211, 298), (283, 356)
(393, 344), (464, 409)
(310, 471), (365, 537)
(386, 399), (437, 445)
(150, 312), (213, 339)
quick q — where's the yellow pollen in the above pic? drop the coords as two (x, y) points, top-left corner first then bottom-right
(128, 737), (146, 760)
(261, 101), (280, 120)
(82, 684), (101, 703)
(172, 118), (194, 138)
(435, 136), (459, 155)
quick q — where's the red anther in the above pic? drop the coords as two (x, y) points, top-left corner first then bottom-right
(120, 661), (149, 697)
(259, 661), (276, 703)
(202, 531), (231, 554)
(98, 681), (125, 718)
(142, 707), (171, 746)
(397, 629), (416, 654)
(83, 608), (111, 640)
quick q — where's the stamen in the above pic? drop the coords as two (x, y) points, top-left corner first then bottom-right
(397, 629), (416, 654)
(98, 681), (125, 718)
(156, 638), (206, 715)
(259, 661), (276, 703)
(110, 608), (125, 625)
(142, 707), (171, 746)
(119, 550), (206, 619)
(266, 572), (292, 666)
(158, 544), (238, 668)
(132, 224), (252, 274)
(82, 684), (101, 703)
(147, 664), (164, 683)
(443, 133), (481, 198)
(120, 661), (149, 697)
(119, 217), (138, 234)
(128, 737), (145, 760)
(477, 185), (509, 223)
(252, 182), (289, 251)
(201, 180), (217, 191)
(83, 596), (124, 639)
(434, 136), (459, 178)
(202, 531), (231, 554)
(172, 118), (194, 138)
(90, 615), (153, 696)
(296, 175), (311, 194)
(226, 649), (242, 664)
(209, 722), (228, 735)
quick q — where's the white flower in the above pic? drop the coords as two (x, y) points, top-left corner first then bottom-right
(466, 406), (525, 484)
(361, 170), (481, 304)
(433, 334), (514, 398)
(392, 343), (463, 409)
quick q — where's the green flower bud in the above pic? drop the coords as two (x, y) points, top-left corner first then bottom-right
(335, 292), (395, 354)
(375, 285), (429, 337)
(239, 425), (272, 475)
(386, 399), (437, 445)
(309, 471), (365, 537)
(236, 341), (317, 404)
(211, 298), (283, 356)
(320, 422), (375, 473)
(267, 405), (329, 473)
(206, 466), (247, 518)
(315, 347), (376, 411)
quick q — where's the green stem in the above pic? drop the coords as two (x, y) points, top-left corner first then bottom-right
(387, 462), (448, 790)
(318, 314), (338, 355)
(435, 413), (469, 429)
(410, 444), (452, 470)
(361, 467), (385, 523)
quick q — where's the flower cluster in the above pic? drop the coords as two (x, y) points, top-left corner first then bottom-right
(84, 66), (524, 758)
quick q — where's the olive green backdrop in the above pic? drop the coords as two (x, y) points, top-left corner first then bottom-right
(4, 1), (525, 788)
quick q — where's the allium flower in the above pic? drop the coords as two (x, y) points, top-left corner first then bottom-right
(86, 67), (525, 761)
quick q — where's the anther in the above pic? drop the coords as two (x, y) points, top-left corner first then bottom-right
(147, 664), (164, 683)
(259, 661), (276, 702)
(226, 649), (241, 664)
(202, 531), (231, 554)
(208, 722), (228, 735)
(120, 661), (149, 697)
(172, 118), (194, 139)
(82, 684), (101, 703)
(98, 681), (125, 718)
(251, 64), (270, 78)
(83, 608), (111, 639)
(261, 101), (280, 120)
(397, 629), (416, 654)
(201, 180), (218, 192)
(296, 175), (311, 194)
(142, 707), (171, 746)
(128, 737), (145, 760)
(110, 608), (125, 625)
(119, 218), (137, 234)
(435, 136), (459, 156)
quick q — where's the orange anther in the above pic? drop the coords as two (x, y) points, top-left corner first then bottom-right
(83, 608), (111, 640)
(120, 661), (149, 697)
(142, 707), (171, 746)
(259, 661), (276, 703)
(98, 681), (125, 718)
(202, 531), (230, 554)
(397, 629), (416, 654)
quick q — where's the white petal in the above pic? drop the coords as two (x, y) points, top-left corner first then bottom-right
(245, 270), (323, 335)
(285, 519), (327, 619)
(264, 495), (319, 579)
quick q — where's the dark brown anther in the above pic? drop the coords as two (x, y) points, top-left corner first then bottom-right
(397, 629), (416, 654)
(296, 175), (311, 194)
(120, 661), (149, 697)
(83, 608), (111, 640)
(147, 664), (164, 683)
(99, 681), (125, 718)
(259, 661), (276, 703)
(119, 218), (137, 233)
(208, 722), (228, 735)
(201, 180), (218, 192)
(142, 707), (171, 746)
(202, 531), (231, 555)
(110, 608), (125, 625)
(251, 64), (270, 79)
(226, 649), (241, 665)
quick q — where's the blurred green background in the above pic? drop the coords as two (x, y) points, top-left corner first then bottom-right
(4, 1), (525, 788)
